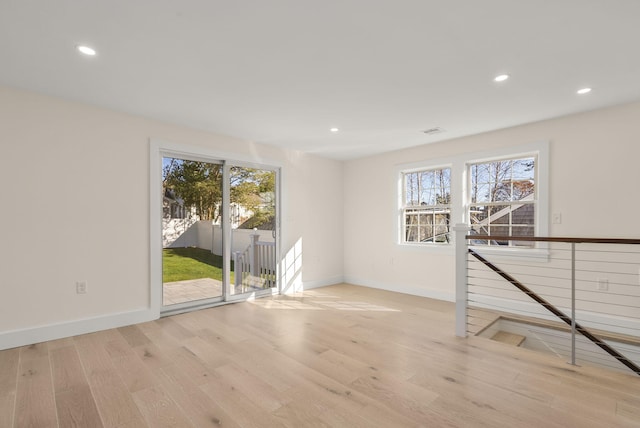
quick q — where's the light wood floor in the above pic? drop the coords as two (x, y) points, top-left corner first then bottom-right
(1, 284), (638, 427)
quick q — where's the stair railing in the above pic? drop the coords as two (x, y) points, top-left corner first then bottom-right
(454, 224), (640, 376)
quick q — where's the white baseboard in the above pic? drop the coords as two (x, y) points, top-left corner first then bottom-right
(343, 276), (455, 302)
(1, 276), (452, 351)
(0, 308), (157, 351)
(302, 275), (345, 291)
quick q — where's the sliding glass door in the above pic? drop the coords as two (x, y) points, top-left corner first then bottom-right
(229, 165), (277, 297)
(157, 150), (279, 314)
(161, 157), (225, 308)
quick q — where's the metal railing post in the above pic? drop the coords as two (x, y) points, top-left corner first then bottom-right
(570, 242), (576, 366)
(467, 234), (640, 376)
(454, 224), (471, 337)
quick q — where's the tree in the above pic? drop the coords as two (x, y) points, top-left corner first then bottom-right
(404, 168), (451, 242)
(163, 160), (223, 221)
(469, 158), (535, 238)
(230, 167), (275, 228)
(163, 159), (275, 225)
(470, 158), (534, 203)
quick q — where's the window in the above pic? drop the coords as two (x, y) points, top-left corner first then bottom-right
(396, 141), (548, 250)
(468, 156), (536, 247)
(402, 167), (451, 243)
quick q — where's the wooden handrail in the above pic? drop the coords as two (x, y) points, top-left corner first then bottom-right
(466, 235), (640, 245)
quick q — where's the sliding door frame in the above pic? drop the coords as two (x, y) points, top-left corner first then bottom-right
(149, 139), (281, 317)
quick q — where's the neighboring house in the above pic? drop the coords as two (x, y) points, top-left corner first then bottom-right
(163, 188), (190, 220)
(162, 188), (198, 248)
(163, 190), (272, 248)
(237, 214), (275, 231)
(230, 202), (253, 229)
(470, 193), (535, 245)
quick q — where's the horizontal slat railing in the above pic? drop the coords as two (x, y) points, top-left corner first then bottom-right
(469, 248), (640, 375)
(454, 225), (640, 376)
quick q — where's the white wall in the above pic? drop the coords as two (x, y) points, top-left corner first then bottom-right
(343, 100), (640, 301)
(4, 81), (639, 349)
(0, 85), (344, 348)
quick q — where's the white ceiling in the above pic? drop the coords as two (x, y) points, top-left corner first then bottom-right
(2, 1), (640, 160)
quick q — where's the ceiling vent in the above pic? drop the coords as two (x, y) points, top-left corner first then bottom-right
(422, 127), (445, 135)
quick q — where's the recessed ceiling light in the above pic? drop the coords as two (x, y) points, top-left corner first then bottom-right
(494, 74), (510, 82)
(77, 45), (96, 56)
(577, 87), (592, 95)
(330, 127), (339, 133)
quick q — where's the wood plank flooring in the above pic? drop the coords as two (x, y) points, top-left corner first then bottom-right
(1, 283), (639, 427)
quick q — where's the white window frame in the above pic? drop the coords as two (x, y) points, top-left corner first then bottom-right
(401, 166), (452, 245)
(396, 141), (549, 257)
(467, 155), (537, 247)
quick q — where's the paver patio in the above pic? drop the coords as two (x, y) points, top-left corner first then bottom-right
(163, 278), (222, 305)
(163, 277), (269, 305)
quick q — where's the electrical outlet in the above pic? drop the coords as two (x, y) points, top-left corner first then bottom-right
(597, 278), (609, 291)
(552, 213), (562, 224)
(76, 281), (87, 294)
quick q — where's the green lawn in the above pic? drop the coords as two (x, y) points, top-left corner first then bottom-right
(162, 247), (234, 283)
